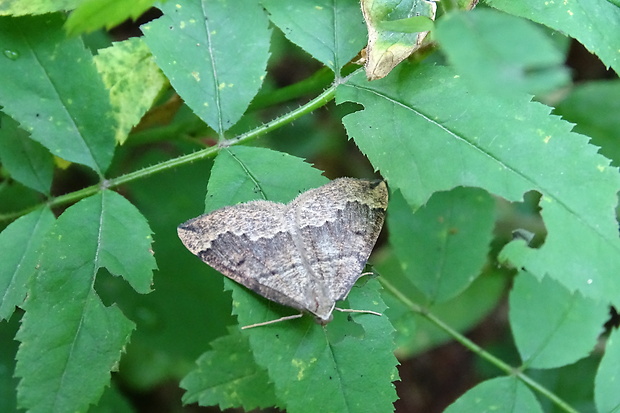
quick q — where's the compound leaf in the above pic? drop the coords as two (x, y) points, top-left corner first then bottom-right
(15, 191), (155, 412)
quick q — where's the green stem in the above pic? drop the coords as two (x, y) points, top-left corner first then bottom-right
(0, 84), (338, 223)
(379, 277), (580, 413)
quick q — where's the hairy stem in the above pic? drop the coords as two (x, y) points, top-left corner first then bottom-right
(379, 276), (580, 413)
(0, 84), (338, 223)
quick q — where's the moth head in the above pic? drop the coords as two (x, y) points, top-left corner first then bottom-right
(314, 312), (334, 326)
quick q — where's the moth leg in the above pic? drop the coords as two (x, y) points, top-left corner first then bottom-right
(334, 307), (382, 317)
(241, 313), (304, 329)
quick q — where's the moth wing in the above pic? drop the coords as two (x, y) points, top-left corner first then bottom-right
(177, 201), (316, 313)
(290, 178), (388, 308)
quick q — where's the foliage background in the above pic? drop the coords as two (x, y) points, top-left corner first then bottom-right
(0, 0), (619, 412)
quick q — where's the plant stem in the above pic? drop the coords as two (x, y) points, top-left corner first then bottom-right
(379, 276), (580, 413)
(0, 84), (338, 223)
(222, 83), (337, 147)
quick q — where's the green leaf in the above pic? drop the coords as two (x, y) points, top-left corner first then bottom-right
(262, 0), (366, 74)
(181, 329), (280, 410)
(204, 146), (329, 211)
(388, 187), (495, 303)
(0, 181), (41, 218)
(595, 328), (620, 413)
(377, 250), (507, 357)
(0, 116), (54, 195)
(65, 0), (156, 35)
(15, 191), (156, 413)
(487, 0), (620, 75)
(235, 279), (398, 413)
(0, 14), (116, 175)
(0, 312), (21, 413)
(142, 0), (271, 137)
(530, 357), (599, 412)
(0, 0), (79, 15)
(93, 37), (167, 144)
(509, 271), (608, 369)
(444, 376), (544, 413)
(337, 64), (620, 306)
(0, 208), (54, 321)
(554, 79), (620, 166)
(89, 383), (134, 413)
(435, 9), (570, 96)
(88, 192), (156, 294)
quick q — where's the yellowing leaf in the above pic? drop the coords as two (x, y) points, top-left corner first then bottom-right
(362, 0), (437, 80)
(94, 37), (167, 144)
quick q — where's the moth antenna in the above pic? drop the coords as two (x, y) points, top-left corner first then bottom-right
(241, 313), (304, 329)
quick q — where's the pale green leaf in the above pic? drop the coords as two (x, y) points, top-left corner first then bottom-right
(181, 329), (280, 410)
(444, 376), (544, 413)
(388, 187), (495, 303)
(0, 14), (116, 175)
(337, 64), (620, 306)
(509, 271), (608, 369)
(93, 37), (167, 144)
(142, 0), (271, 136)
(436, 9), (570, 96)
(554, 80), (620, 166)
(65, 0), (156, 35)
(487, 0), (620, 75)
(595, 328), (620, 413)
(262, 0), (366, 74)
(0, 208), (54, 321)
(0, 0), (78, 15)
(0, 116), (53, 195)
(15, 191), (155, 413)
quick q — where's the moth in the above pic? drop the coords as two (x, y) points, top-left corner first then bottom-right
(177, 177), (388, 328)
